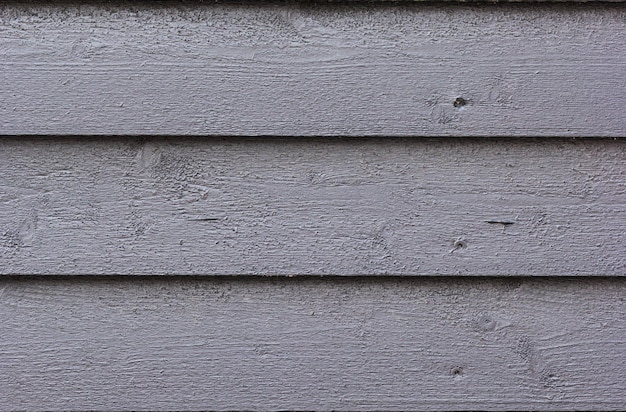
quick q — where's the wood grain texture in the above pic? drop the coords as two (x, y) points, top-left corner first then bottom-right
(0, 276), (624, 410)
(1, 137), (624, 275)
(1, 3), (625, 136)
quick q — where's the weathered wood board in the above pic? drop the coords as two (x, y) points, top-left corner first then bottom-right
(1, 3), (625, 136)
(1, 137), (624, 275)
(0, 276), (624, 411)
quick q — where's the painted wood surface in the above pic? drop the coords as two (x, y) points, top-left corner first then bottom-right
(0, 276), (624, 410)
(1, 3), (625, 136)
(1, 137), (624, 276)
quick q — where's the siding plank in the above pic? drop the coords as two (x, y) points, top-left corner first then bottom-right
(1, 3), (625, 136)
(0, 276), (624, 410)
(1, 137), (624, 275)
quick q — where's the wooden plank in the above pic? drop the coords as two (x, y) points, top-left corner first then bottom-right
(1, 3), (624, 136)
(1, 137), (624, 276)
(0, 276), (624, 410)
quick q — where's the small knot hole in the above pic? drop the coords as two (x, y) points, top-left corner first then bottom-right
(453, 97), (467, 108)
(451, 366), (464, 377)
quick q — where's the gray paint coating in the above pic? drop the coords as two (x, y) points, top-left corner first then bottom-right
(0, 3), (624, 412)
(0, 276), (624, 411)
(1, 3), (625, 136)
(0, 137), (624, 275)
(0, 3), (624, 410)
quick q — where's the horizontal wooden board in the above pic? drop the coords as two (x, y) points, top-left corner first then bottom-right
(1, 3), (625, 136)
(0, 276), (624, 410)
(0, 137), (624, 275)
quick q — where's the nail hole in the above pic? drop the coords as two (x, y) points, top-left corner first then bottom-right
(453, 97), (467, 108)
(451, 366), (464, 377)
(454, 239), (467, 249)
(450, 238), (468, 254)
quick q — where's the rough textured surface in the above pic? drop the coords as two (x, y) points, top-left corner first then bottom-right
(1, 2), (624, 409)
(1, 3), (625, 136)
(0, 276), (624, 411)
(0, 137), (624, 275)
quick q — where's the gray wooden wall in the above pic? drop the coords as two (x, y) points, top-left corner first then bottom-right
(1, 1), (625, 410)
